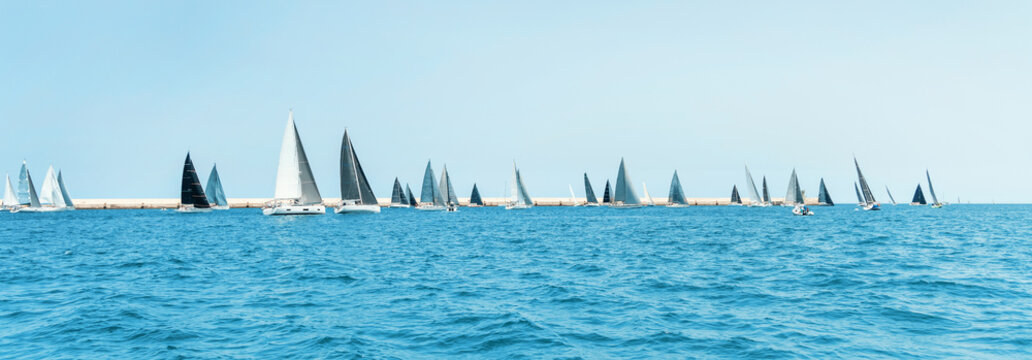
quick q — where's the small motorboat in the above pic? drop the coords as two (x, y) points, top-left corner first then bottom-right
(792, 204), (814, 216)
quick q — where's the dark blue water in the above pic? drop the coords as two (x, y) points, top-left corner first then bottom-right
(1, 205), (1031, 359)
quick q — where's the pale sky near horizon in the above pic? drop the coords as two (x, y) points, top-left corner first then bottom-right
(2, 1), (1030, 202)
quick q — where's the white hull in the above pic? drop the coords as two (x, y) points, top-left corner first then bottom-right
(583, 203), (601, 207)
(211, 205), (230, 210)
(505, 204), (532, 210)
(388, 204), (410, 208)
(613, 203), (643, 209)
(176, 206), (212, 213)
(415, 205), (446, 211)
(862, 203), (881, 211)
(334, 204), (381, 214)
(262, 204), (325, 215)
(792, 205), (813, 216)
(13, 206), (74, 213)
(667, 204), (690, 208)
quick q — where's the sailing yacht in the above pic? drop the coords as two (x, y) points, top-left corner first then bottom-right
(911, 184), (927, 205)
(730, 185), (742, 205)
(761, 176), (771, 205)
(439, 165), (459, 212)
(568, 185), (580, 206)
(602, 180), (613, 206)
(744, 166), (768, 207)
(34, 166), (74, 212)
(177, 153), (212, 213)
(505, 162), (533, 210)
(469, 183), (485, 207)
(2, 174), (18, 210)
(667, 170), (689, 207)
(612, 159), (643, 209)
(854, 157), (880, 211)
(263, 111), (325, 215)
(927, 170), (943, 208)
(205, 164), (229, 210)
(817, 178), (834, 206)
(783, 169), (805, 206)
(642, 182), (655, 206)
(17, 161), (30, 206)
(416, 161), (446, 211)
(390, 178), (410, 208)
(11, 165), (42, 213)
(885, 186), (898, 205)
(583, 173), (600, 206)
(335, 130), (380, 214)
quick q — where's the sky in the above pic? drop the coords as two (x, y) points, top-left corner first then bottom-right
(2, 1), (1030, 202)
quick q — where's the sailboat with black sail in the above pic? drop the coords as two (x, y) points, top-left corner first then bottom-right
(854, 157), (880, 210)
(469, 183), (484, 207)
(390, 178), (409, 208)
(263, 111), (325, 215)
(817, 178), (833, 206)
(177, 153), (212, 213)
(405, 184), (418, 207)
(205, 164), (229, 210)
(505, 162), (533, 210)
(336, 130), (380, 214)
(583, 174), (600, 206)
(612, 158), (643, 209)
(911, 184), (927, 205)
(667, 170), (688, 207)
(730, 185), (742, 205)
(602, 180), (613, 205)
(762, 177), (771, 205)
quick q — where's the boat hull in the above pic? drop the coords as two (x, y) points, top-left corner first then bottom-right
(505, 204), (532, 210)
(415, 205), (446, 211)
(12, 206), (74, 213)
(262, 204), (326, 216)
(210, 205), (230, 210)
(613, 203), (643, 209)
(334, 204), (381, 214)
(666, 204), (690, 208)
(176, 206), (212, 213)
(388, 204), (410, 208)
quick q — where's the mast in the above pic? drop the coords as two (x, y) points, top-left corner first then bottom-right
(730, 185), (742, 204)
(854, 157), (876, 204)
(583, 173), (599, 204)
(181, 153), (211, 208)
(273, 111), (321, 205)
(668, 170), (686, 204)
(745, 166), (762, 205)
(206, 165), (228, 207)
(911, 184), (927, 205)
(613, 158), (641, 205)
(926, 170), (940, 205)
(818, 178), (833, 205)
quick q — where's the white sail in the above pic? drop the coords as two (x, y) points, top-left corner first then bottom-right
(2, 175), (17, 207)
(568, 184), (577, 205)
(643, 182), (655, 205)
(508, 162), (533, 207)
(38, 166), (66, 207)
(744, 166), (762, 205)
(272, 111), (322, 205)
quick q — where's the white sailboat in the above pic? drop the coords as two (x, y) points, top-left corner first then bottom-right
(854, 157), (881, 211)
(505, 162), (533, 210)
(439, 165), (459, 212)
(783, 169), (804, 206)
(415, 160), (446, 211)
(34, 166), (73, 212)
(744, 166), (770, 207)
(3, 174), (21, 211)
(335, 130), (381, 214)
(612, 158), (643, 209)
(568, 184), (580, 206)
(263, 111), (325, 215)
(11, 166), (44, 213)
(927, 170), (944, 208)
(642, 182), (655, 206)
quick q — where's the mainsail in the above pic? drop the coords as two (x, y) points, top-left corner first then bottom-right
(818, 178), (833, 206)
(744, 166), (762, 205)
(181, 153), (211, 208)
(469, 183), (484, 205)
(3, 175), (18, 207)
(730, 185), (742, 204)
(339, 130), (377, 206)
(602, 180), (612, 204)
(926, 170), (941, 205)
(583, 173), (599, 204)
(205, 165), (228, 207)
(854, 182), (864, 205)
(405, 184), (417, 206)
(784, 169), (804, 205)
(885, 186), (897, 205)
(854, 157), (877, 204)
(57, 172), (73, 207)
(510, 163), (533, 206)
(273, 111), (322, 205)
(440, 165), (458, 206)
(24, 169), (41, 208)
(762, 176), (771, 204)
(390, 178), (406, 205)
(613, 158), (641, 205)
(39, 166), (67, 207)
(911, 184), (927, 205)
(17, 162), (30, 205)
(668, 170), (687, 204)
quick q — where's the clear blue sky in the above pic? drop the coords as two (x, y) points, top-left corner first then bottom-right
(2, 1), (1030, 202)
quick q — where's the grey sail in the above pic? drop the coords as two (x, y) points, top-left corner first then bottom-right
(926, 170), (940, 205)
(583, 174), (599, 204)
(912, 184), (927, 205)
(762, 176), (771, 204)
(818, 178), (833, 205)
(513, 166), (533, 206)
(57, 171), (74, 207)
(784, 169), (803, 205)
(854, 157), (876, 204)
(885, 186), (897, 205)
(405, 184), (417, 206)
(668, 170), (687, 204)
(602, 180), (612, 204)
(613, 158), (641, 205)
(730, 185), (742, 204)
(205, 165), (228, 207)
(17, 162), (30, 205)
(390, 178), (405, 205)
(469, 183), (484, 205)
(420, 161), (439, 204)
(25, 169), (41, 208)
(854, 182), (865, 205)
(745, 166), (762, 204)
(181, 153), (211, 208)
(439, 166), (458, 205)
(293, 125), (322, 205)
(339, 131), (377, 205)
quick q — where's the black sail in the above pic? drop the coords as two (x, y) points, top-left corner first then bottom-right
(761, 177), (771, 204)
(469, 183), (484, 205)
(405, 184), (418, 206)
(911, 184), (927, 205)
(181, 153), (211, 208)
(602, 180), (612, 204)
(583, 173), (599, 204)
(340, 130), (377, 205)
(730, 185), (742, 204)
(390, 178), (405, 205)
(818, 178), (834, 206)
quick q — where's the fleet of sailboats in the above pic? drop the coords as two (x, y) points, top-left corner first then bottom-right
(263, 111), (325, 215)
(7, 161), (75, 213)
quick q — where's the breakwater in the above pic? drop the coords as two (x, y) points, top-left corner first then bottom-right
(69, 198), (819, 209)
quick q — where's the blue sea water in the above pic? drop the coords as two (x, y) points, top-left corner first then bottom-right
(1, 205), (1031, 359)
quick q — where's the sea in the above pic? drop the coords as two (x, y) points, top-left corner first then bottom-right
(1, 204), (1030, 359)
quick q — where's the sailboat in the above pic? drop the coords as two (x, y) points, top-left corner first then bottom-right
(57, 172), (73, 209)
(505, 162), (533, 210)
(17, 161), (30, 206)
(10, 166), (42, 213)
(2, 174), (19, 210)
(405, 184), (418, 207)
(761, 176), (771, 205)
(205, 164), (229, 210)
(927, 170), (943, 208)
(389, 178), (410, 208)
(667, 170), (689, 207)
(35, 166), (73, 212)
(583, 174), (600, 206)
(744, 166), (767, 207)
(730, 185), (742, 205)
(885, 186), (898, 205)
(911, 184), (927, 205)
(612, 158), (643, 209)
(469, 183), (485, 207)
(568, 185), (580, 206)
(416, 161), (446, 211)
(263, 111), (325, 215)
(854, 157), (880, 211)
(439, 165), (459, 212)
(177, 153), (212, 213)
(783, 169), (805, 206)
(335, 130), (380, 214)
(642, 182), (655, 206)
(602, 180), (613, 205)
(817, 178), (834, 206)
